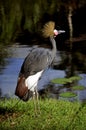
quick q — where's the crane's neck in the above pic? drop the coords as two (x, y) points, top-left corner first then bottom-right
(49, 37), (57, 61)
(50, 37), (57, 53)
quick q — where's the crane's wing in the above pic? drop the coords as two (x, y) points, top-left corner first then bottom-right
(19, 47), (53, 78)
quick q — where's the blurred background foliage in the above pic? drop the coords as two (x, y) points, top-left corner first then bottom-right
(0, 0), (86, 44)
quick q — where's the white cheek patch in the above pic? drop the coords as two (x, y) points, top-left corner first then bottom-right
(54, 29), (58, 36)
(25, 70), (43, 92)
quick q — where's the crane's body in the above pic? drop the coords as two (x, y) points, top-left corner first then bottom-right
(22, 38), (56, 90)
(15, 21), (65, 102)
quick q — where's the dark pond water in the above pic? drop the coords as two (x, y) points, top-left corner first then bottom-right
(0, 43), (86, 102)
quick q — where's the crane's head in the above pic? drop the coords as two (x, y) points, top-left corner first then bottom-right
(42, 21), (65, 38)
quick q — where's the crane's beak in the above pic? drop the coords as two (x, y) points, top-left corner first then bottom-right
(54, 29), (65, 37)
(58, 30), (65, 34)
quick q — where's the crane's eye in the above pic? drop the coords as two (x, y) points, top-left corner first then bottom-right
(54, 29), (58, 36)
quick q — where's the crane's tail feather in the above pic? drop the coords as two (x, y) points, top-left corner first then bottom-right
(15, 75), (32, 101)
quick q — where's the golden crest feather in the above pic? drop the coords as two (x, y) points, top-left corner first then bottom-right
(42, 21), (55, 38)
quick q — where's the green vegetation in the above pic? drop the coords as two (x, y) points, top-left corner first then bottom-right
(72, 85), (85, 90)
(0, 98), (86, 130)
(59, 92), (76, 98)
(51, 76), (85, 98)
(51, 76), (82, 84)
(0, 0), (86, 44)
(0, 45), (9, 65)
(51, 77), (69, 84)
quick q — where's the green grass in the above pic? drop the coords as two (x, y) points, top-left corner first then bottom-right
(0, 98), (86, 130)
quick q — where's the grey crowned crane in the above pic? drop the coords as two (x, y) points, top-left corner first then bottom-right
(15, 21), (65, 103)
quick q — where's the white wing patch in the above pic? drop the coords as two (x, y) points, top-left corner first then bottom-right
(25, 70), (43, 92)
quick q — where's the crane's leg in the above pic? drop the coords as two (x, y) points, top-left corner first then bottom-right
(33, 92), (37, 115)
(35, 87), (41, 113)
(33, 87), (41, 115)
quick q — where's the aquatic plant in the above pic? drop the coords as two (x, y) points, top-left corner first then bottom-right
(72, 85), (85, 90)
(51, 76), (82, 84)
(59, 92), (76, 98)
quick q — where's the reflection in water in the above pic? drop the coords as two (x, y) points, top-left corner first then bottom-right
(0, 44), (86, 102)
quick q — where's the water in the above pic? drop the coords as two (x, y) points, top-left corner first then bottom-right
(0, 44), (86, 102)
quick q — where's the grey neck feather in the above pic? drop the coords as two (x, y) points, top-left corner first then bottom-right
(49, 36), (57, 60)
(50, 37), (57, 52)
